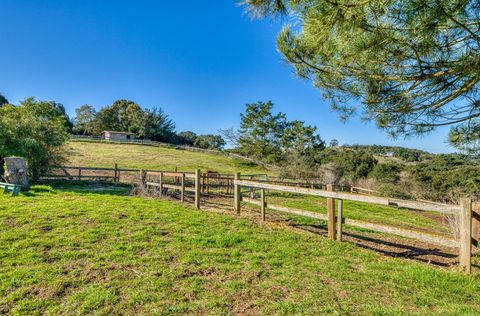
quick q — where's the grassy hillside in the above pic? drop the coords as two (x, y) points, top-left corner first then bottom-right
(64, 141), (269, 174)
(1, 186), (479, 315)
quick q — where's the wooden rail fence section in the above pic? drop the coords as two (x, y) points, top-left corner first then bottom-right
(42, 165), (478, 273)
(141, 169), (201, 209)
(234, 177), (476, 273)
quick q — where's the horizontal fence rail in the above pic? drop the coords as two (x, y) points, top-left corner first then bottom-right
(234, 180), (461, 214)
(234, 178), (475, 273)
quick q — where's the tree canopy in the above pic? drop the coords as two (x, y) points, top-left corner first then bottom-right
(232, 101), (325, 165)
(243, 0), (480, 150)
(0, 98), (69, 180)
(0, 93), (8, 106)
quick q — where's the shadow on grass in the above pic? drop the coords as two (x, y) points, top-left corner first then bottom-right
(36, 180), (133, 196)
(289, 222), (458, 267)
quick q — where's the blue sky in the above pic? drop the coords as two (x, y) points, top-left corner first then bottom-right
(0, 0), (454, 153)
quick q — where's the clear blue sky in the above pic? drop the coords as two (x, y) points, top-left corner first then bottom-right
(0, 0), (454, 153)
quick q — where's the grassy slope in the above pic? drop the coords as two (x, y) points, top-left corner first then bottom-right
(64, 141), (268, 174)
(1, 187), (479, 315)
(65, 141), (451, 238)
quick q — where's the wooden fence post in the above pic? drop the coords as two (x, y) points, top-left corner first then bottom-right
(459, 198), (472, 273)
(78, 168), (82, 181)
(140, 169), (146, 189)
(337, 199), (343, 242)
(473, 202), (480, 250)
(195, 169), (201, 209)
(260, 188), (266, 221)
(326, 184), (336, 240)
(114, 163), (119, 182)
(159, 172), (163, 198)
(234, 173), (241, 215)
(181, 173), (185, 203)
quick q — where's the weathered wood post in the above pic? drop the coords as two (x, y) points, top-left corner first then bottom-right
(159, 172), (163, 198)
(195, 169), (201, 209)
(260, 188), (266, 221)
(114, 163), (119, 182)
(459, 198), (472, 273)
(140, 169), (146, 189)
(234, 172), (241, 215)
(473, 202), (480, 250)
(326, 184), (337, 240)
(78, 168), (82, 181)
(4, 157), (29, 190)
(181, 173), (186, 203)
(337, 199), (343, 242)
(250, 175), (254, 198)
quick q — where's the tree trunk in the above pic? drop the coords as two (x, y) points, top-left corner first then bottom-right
(4, 157), (29, 190)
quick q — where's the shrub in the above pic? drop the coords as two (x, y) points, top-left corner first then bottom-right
(0, 98), (69, 180)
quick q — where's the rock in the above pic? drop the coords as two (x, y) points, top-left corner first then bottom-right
(4, 157), (29, 190)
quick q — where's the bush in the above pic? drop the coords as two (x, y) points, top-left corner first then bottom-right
(370, 163), (402, 184)
(0, 98), (69, 180)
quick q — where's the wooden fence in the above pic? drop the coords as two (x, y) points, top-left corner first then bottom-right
(42, 165), (479, 273)
(233, 174), (479, 274)
(141, 169), (201, 209)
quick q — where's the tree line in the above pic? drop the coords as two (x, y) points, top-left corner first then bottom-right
(72, 100), (225, 150)
(1, 93), (479, 203)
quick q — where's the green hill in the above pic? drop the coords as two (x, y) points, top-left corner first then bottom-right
(64, 141), (270, 174)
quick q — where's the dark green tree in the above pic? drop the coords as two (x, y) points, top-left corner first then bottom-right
(0, 98), (69, 180)
(95, 100), (144, 134)
(238, 101), (287, 162)
(244, 0), (480, 145)
(281, 120), (325, 157)
(177, 131), (197, 145)
(0, 93), (8, 106)
(194, 134), (226, 150)
(142, 108), (176, 142)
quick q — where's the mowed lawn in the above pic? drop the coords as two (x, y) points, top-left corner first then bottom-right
(64, 141), (269, 174)
(1, 187), (480, 315)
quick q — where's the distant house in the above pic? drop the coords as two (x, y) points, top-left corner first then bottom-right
(102, 131), (135, 141)
(383, 151), (395, 157)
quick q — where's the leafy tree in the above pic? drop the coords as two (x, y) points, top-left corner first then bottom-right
(194, 134), (226, 150)
(0, 93), (8, 106)
(0, 98), (69, 180)
(95, 100), (144, 134)
(176, 131), (197, 146)
(73, 104), (97, 135)
(238, 101), (287, 162)
(84, 100), (176, 142)
(244, 0), (480, 145)
(329, 139), (339, 148)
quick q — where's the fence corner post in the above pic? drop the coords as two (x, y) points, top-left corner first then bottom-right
(459, 198), (472, 273)
(195, 169), (201, 209)
(234, 172), (241, 215)
(326, 184), (336, 241)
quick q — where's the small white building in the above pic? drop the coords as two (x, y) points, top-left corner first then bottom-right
(102, 131), (135, 141)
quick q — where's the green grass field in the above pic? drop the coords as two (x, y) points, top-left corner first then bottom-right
(64, 141), (269, 174)
(1, 185), (480, 315)
(260, 193), (451, 237)
(65, 141), (454, 242)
